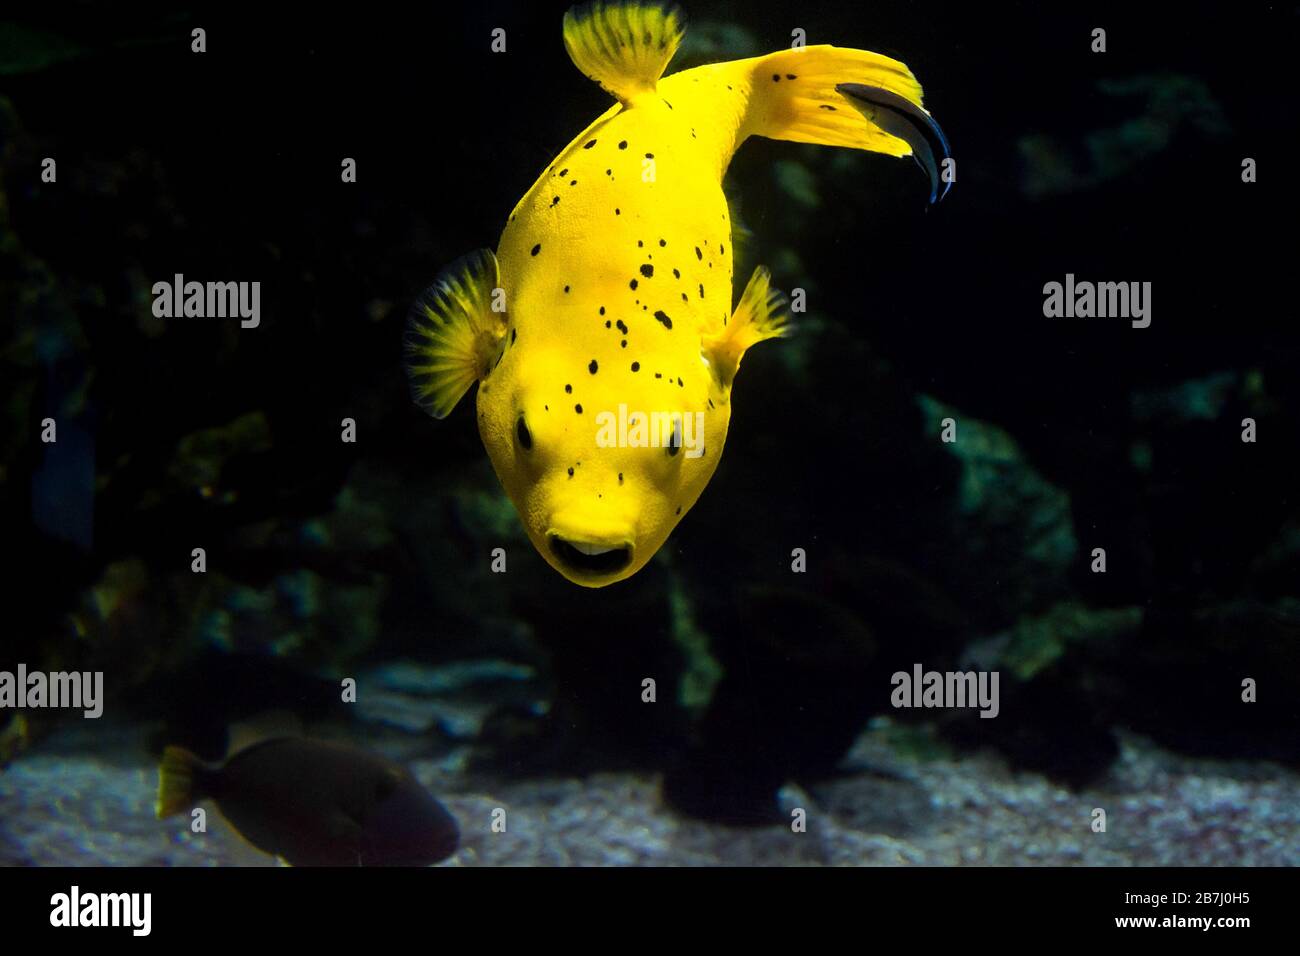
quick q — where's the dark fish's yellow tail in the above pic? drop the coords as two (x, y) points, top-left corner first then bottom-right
(740, 46), (952, 202)
(156, 746), (205, 819)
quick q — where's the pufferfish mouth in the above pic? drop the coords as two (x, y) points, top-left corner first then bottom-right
(548, 535), (633, 576)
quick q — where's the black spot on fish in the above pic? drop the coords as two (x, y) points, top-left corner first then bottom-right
(695, 246), (702, 260)
(698, 283), (704, 298)
(616, 320), (628, 333)
(599, 306), (606, 315)
(819, 104), (837, 111)
(720, 244), (725, 255)
(589, 359), (598, 374)
(621, 339), (627, 348)
(772, 74), (780, 82)
(630, 278), (638, 290)
(637, 240), (644, 248)
(605, 320), (612, 328)
(570, 179), (577, 186)
(681, 292), (687, 301)
(575, 404), (583, 414)
(786, 73), (797, 80)
(565, 384), (572, 394)
(645, 152), (654, 159)
(559, 168), (568, 176)
(568, 467), (575, 477)
(615, 208), (621, 215)
(618, 473), (624, 484)
(606, 168), (612, 176)
(531, 243), (541, 256)
(676, 506), (682, 515)
(551, 196), (560, 206)
(654, 372), (662, 378)
(584, 139), (597, 149)
(564, 285), (570, 293)
(618, 140), (628, 150)
(664, 99), (673, 110)
(707, 399), (715, 409)
(677, 377), (684, 387)
(659, 239), (666, 247)
(631, 362), (640, 371)
(672, 268), (680, 279)
(640, 264), (653, 277)
(654, 310), (672, 329)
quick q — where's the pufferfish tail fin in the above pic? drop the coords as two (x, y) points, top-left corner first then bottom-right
(563, 1), (686, 105)
(405, 250), (507, 419)
(744, 46), (952, 203)
(703, 266), (790, 392)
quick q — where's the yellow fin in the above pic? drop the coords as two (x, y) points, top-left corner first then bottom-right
(156, 745), (204, 819)
(744, 46), (925, 152)
(704, 266), (790, 391)
(563, 1), (685, 104)
(405, 249), (506, 419)
(741, 46), (951, 202)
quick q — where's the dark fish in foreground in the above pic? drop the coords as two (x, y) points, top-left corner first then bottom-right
(156, 738), (460, 866)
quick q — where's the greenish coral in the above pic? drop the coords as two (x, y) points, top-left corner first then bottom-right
(455, 485), (526, 542)
(918, 394), (1078, 613)
(674, 20), (760, 66)
(1000, 602), (1144, 681)
(773, 160), (821, 209)
(868, 717), (956, 762)
(1019, 74), (1229, 198)
(0, 23), (83, 75)
(668, 575), (723, 715)
(168, 412), (273, 497)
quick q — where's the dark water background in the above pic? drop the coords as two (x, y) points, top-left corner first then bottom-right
(1, 0), (1297, 845)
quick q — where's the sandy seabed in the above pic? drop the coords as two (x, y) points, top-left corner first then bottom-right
(2, 723), (1296, 867)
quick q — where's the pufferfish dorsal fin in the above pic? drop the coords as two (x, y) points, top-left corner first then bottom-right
(562, 1), (686, 106)
(703, 266), (791, 392)
(404, 249), (506, 419)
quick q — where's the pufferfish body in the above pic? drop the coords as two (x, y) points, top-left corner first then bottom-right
(406, 2), (950, 587)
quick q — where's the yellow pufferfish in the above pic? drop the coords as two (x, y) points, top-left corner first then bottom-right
(405, 1), (950, 587)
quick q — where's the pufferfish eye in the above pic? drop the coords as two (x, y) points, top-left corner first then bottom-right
(516, 415), (533, 451)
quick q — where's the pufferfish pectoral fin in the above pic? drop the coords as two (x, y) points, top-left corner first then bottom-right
(703, 266), (790, 393)
(562, 1), (686, 105)
(404, 249), (506, 419)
